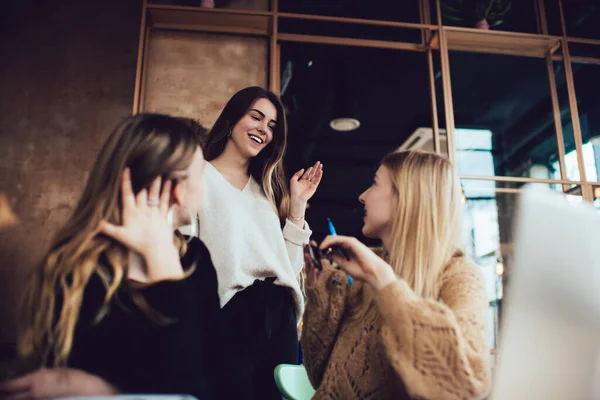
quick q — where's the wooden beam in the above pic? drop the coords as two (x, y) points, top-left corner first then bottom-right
(132, 0), (148, 114)
(278, 33), (425, 52)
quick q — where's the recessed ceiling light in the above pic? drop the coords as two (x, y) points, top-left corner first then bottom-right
(330, 117), (360, 132)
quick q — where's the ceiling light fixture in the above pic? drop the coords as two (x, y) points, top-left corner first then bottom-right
(330, 117), (360, 132)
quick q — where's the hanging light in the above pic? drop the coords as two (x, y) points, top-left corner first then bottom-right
(330, 118), (360, 132)
(329, 61), (360, 132)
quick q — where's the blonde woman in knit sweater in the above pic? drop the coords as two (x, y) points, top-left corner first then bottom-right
(301, 150), (492, 400)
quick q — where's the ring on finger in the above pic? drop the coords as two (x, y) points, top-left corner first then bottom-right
(147, 198), (160, 207)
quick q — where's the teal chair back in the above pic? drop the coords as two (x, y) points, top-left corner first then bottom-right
(274, 364), (316, 400)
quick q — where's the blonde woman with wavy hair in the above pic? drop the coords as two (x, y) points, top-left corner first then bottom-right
(1, 115), (221, 399)
(301, 150), (492, 400)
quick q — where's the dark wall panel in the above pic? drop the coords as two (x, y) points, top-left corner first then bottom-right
(0, 0), (141, 346)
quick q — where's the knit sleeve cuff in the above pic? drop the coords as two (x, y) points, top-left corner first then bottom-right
(283, 218), (312, 246)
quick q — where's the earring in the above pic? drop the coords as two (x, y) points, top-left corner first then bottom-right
(186, 208), (199, 242)
(168, 206), (198, 244)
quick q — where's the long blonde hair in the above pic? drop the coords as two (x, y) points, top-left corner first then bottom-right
(19, 114), (202, 367)
(382, 150), (464, 299)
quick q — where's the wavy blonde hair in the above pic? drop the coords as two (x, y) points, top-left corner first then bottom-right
(19, 114), (202, 367)
(381, 150), (464, 299)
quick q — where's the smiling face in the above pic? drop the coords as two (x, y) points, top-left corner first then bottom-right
(228, 97), (277, 160)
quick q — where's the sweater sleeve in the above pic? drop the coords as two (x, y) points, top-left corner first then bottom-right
(374, 260), (492, 400)
(68, 268), (207, 396)
(137, 276), (194, 318)
(301, 265), (350, 388)
(282, 218), (312, 276)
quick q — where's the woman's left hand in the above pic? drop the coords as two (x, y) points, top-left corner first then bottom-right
(99, 169), (183, 282)
(0, 368), (118, 399)
(99, 169), (174, 257)
(320, 235), (397, 291)
(290, 161), (323, 209)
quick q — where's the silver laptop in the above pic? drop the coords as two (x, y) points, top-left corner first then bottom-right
(491, 186), (600, 399)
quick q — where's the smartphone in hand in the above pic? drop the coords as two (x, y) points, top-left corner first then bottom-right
(305, 243), (324, 270)
(305, 242), (349, 270)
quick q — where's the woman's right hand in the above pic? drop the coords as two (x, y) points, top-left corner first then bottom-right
(100, 169), (183, 282)
(320, 235), (397, 291)
(303, 241), (321, 289)
(0, 368), (118, 400)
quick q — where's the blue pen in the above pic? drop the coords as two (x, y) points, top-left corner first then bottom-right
(327, 218), (354, 285)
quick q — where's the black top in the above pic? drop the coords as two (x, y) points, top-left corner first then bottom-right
(64, 238), (220, 399)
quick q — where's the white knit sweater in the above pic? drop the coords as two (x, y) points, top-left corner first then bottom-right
(183, 162), (311, 319)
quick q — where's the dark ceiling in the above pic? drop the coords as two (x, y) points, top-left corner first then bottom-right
(279, 0), (600, 242)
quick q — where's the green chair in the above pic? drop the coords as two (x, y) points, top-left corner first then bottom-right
(274, 364), (316, 400)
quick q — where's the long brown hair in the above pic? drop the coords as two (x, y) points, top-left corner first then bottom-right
(19, 114), (202, 367)
(204, 87), (290, 223)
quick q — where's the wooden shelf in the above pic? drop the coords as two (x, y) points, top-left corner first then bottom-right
(444, 27), (561, 58)
(147, 4), (271, 36)
(147, 3), (272, 16)
(277, 12), (437, 31)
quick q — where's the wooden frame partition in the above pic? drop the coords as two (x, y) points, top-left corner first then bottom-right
(132, 0), (600, 348)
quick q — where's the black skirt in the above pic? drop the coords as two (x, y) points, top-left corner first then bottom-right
(210, 277), (299, 400)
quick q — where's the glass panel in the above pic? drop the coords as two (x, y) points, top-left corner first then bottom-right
(279, 17), (423, 43)
(148, 0), (270, 11)
(572, 62), (600, 182)
(280, 42), (432, 242)
(429, 0), (439, 25)
(461, 179), (583, 348)
(455, 128), (494, 176)
(449, 52), (564, 179)
(439, 0), (539, 34)
(569, 42), (600, 59)
(544, 0), (563, 36)
(562, 1), (600, 39)
(544, 0), (600, 40)
(461, 183), (507, 349)
(279, 0), (422, 24)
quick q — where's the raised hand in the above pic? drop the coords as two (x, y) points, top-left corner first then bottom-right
(290, 161), (323, 209)
(99, 169), (183, 282)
